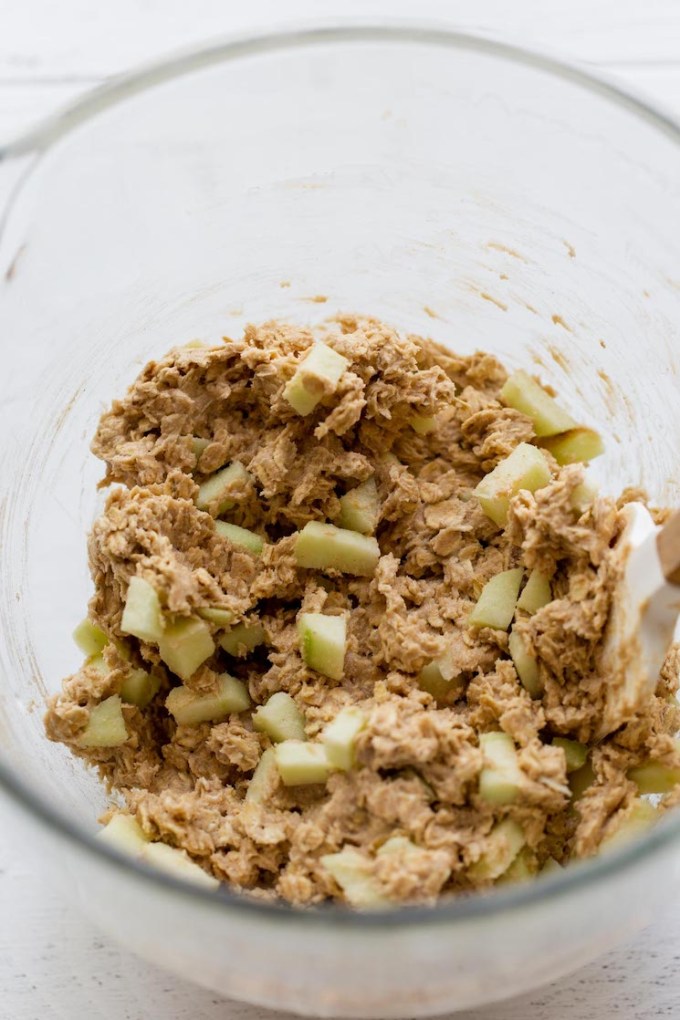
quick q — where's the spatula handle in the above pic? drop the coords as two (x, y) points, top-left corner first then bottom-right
(657, 511), (680, 585)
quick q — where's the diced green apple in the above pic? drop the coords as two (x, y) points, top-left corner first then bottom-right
(517, 569), (552, 614)
(141, 841), (219, 889)
(245, 747), (280, 805)
(295, 521), (380, 577)
(112, 638), (131, 661)
(417, 648), (459, 704)
(283, 342), (350, 416)
(274, 740), (331, 786)
(321, 706), (366, 771)
(410, 415), (437, 436)
(219, 622), (265, 657)
(321, 847), (390, 908)
(376, 835), (419, 858)
(192, 436), (210, 464)
(469, 568), (523, 631)
(478, 731), (523, 805)
(166, 673), (250, 725)
(337, 478), (380, 535)
(198, 607), (234, 628)
(541, 427), (605, 465)
(298, 613), (347, 681)
(474, 443), (552, 526)
(500, 370), (577, 437)
(497, 846), (535, 884)
(252, 692), (306, 743)
(601, 798), (657, 851)
(158, 617), (215, 681)
(77, 695), (127, 748)
(121, 576), (164, 644)
(120, 668), (161, 709)
(540, 856), (564, 876)
(87, 655), (109, 675)
(214, 520), (264, 556)
(569, 760), (596, 801)
(196, 461), (250, 516)
(627, 761), (680, 794)
(418, 662), (451, 703)
(571, 480), (598, 513)
(553, 737), (588, 773)
(97, 813), (149, 855)
(73, 618), (108, 658)
(468, 818), (526, 881)
(509, 628), (542, 698)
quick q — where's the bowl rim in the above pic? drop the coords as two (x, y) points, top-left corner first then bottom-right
(3, 17), (680, 159)
(2, 19), (680, 929)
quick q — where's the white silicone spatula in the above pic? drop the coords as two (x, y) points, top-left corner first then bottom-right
(599, 503), (680, 738)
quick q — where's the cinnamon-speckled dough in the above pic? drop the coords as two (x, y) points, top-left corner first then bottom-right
(45, 316), (680, 905)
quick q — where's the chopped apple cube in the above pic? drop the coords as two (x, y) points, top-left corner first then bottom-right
(553, 737), (588, 773)
(569, 760), (596, 801)
(469, 568), (523, 631)
(500, 370), (577, 437)
(497, 846), (535, 884)
(283, 342), (349, 416)
(321, 707), (366, 770)
(627, 761), (680, 794)
(478, 731), (523, 805)
(410, 415), (437, 436)
(540, 856), (564, 876)
(474, 443), (552, 526)
(298, 613), (347, 681)
(337, 478), (380, 535)
(219, 622), (265, 657)
(73, 618), (108, 658)
(295, 521), (380, 577)
(252, 692), (306, 743)
(121, 576), (164, 644)
(274, 740), (331, 786)
(158, 616), (215, 680)
(112, 638), (131, 661)
(418, 662), (452, 702)
(376, 835), (419, 858)
(141, 842), (219, 889)
(120, 668), (161, 709)
(571, 480), (598, 513)
(97, 813), (149, 855)
(321, 847), (390, 908)
(417, 649), (460, 704)
(509, 628), (542, 698)
(517, 569), (552, 614)
(196, 461), (250, 516)
(214, 520), (264, 555)
(245, 748), (280, 804)
(541, 427), (605, 465)
(87, 654), (109, 675)
(601, 798), (657, 851)
(192, 436), (210, 464)
(166, 673), (250, 725)
(77, 695), (127, 748)
(198, 607), (234, 628)
(468, 818), (526, 881)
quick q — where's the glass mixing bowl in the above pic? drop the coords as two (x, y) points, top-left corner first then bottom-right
(1, 23), (680, 1019)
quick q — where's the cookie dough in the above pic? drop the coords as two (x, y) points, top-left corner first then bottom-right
(46, 316), (680, 906)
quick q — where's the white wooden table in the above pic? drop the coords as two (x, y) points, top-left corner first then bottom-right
(1, 2), (679, 1017)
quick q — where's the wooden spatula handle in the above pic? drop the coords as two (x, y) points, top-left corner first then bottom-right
(657, 511), (680, 585)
